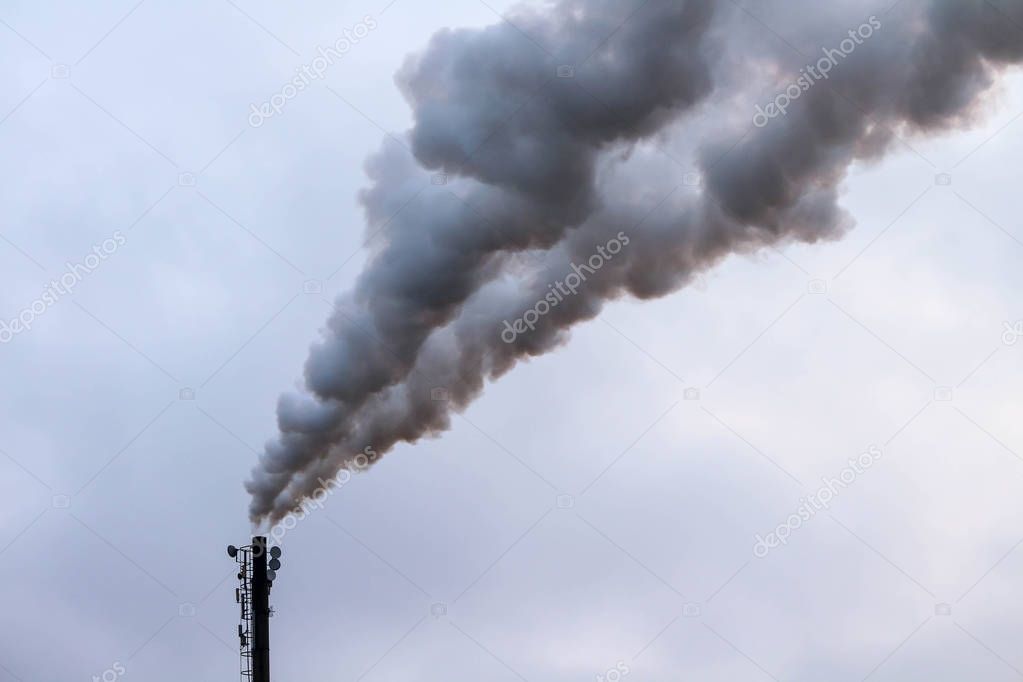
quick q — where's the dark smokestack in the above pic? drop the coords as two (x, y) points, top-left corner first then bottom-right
(230, 537), (278, 682)
(251, 536), (271, 682)
(246, 0), (1023, 524)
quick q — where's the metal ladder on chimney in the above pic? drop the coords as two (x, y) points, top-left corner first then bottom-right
(236, 545), (255, 682)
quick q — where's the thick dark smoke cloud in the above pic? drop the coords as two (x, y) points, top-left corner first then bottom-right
(247, 0), (1023, 523)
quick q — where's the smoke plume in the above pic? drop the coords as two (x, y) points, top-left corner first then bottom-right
(247, 0), (1023, 523)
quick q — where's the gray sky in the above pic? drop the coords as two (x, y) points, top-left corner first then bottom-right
(2, 1), (1023, 681)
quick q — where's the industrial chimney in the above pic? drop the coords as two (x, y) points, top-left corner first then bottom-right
(228, 537), (282, 682)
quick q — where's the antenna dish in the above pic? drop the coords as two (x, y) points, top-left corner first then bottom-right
(269, 558), (281, 571)
(266, 569), (277, 581)
(270, 546), (282, 559)
(227, 545), (238, 558)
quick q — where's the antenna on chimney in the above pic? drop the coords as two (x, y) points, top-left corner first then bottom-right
(229, 537), (282, 682)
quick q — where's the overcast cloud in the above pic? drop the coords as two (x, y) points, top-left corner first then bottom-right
(2, 1), (1023, 681)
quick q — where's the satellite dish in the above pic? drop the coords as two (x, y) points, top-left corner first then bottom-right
(270, 546), (282, 559)
(227, 545), (238, 558)
(269, 558), (281, 571)
(266, 569), (277, 581)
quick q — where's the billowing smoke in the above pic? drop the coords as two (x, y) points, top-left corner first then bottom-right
(247, 0), (1023, 524)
